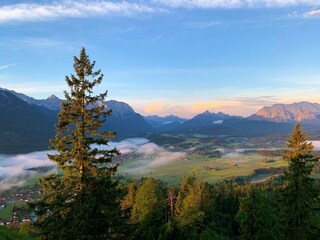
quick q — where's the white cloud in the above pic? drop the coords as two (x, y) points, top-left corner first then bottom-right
(0, 63), (17, 71)
(0, 0), (154, 24)
(234, 96), (280, 107)
(304, 9), (320, 17)
(154, 0), (320, 8)
(0, 0), (319, 25)
(186, 20), (224, 28)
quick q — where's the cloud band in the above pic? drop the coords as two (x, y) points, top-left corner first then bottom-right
(0, 0), (154, 24)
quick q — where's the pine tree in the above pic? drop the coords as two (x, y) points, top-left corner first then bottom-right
(280, 123), (319, 240)
(236, 188), (279, 240)
(130, 178), (166, 239)
(166, 185), (176, 221)
(282, 123), (313, 161)
(175, 178), (213, 238)
(34, 48), (122, 240)
(121, 183), (136, 212)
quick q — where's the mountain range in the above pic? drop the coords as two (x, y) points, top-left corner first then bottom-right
(144, 115), (187, 132)
(249, 102), (320, 124)
(144, 102), (320, 139)
(0, 89), (152, 153)
(179, 110), (242, 130)
(0, 88), (64, 111)
(145, 115), (187, 127)
(100, 100), (153, 138)
(1, 87), (320, 153)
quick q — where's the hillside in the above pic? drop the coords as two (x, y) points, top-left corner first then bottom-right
(0, 90), (57, 154)
(12, 91), (153, 140)
(0, 90), (153, 153)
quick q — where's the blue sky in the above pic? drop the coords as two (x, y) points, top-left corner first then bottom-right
(1, 0), (320, 117)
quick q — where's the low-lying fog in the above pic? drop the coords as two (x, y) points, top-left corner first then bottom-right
(0, 151), (56, 192)
(1, 139), (320, 192)
(0, 138), (185, 192)
(106, 138), (186, 167)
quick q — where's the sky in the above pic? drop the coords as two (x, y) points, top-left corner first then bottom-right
(1, 0), (320, 118)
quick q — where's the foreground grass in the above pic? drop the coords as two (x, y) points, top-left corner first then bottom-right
(0, 226), (36, 240)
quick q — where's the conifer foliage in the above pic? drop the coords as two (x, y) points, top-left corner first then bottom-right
(280, 123), (319, 240)
(34, 48), (121, 240)
(236, 188), (278, 240)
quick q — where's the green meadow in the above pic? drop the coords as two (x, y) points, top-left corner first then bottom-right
(0, 201), (27, 221)
(118, 152), (288, 184)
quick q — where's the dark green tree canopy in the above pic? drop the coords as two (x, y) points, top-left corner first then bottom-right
(236, 188), (279, 240)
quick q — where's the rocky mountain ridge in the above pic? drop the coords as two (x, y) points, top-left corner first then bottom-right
(249, 101), (320, 123)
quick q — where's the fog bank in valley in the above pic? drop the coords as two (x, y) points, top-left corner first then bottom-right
(0, 138), (186, 192)
(107, 138), (186, 168)
(0, 151), (56, 192)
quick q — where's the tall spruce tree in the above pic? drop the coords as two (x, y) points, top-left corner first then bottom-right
(280, 123), (319, 240)
(34, 48), (122, 240)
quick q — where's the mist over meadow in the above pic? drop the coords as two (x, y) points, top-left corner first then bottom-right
(2, 138), (319, 192)
(0, 138), (185, 192)
(0, 151), (56, 192)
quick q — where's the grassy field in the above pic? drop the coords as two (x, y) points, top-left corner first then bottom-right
(118, 151), (288, 184)
(116, 133), (290, 184)
(0, 201), (28, 221)
(0, 202), (14, 221)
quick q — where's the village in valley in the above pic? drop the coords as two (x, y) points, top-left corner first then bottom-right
(0, 185), (41, 227)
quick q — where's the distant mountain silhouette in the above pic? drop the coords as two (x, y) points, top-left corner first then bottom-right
(144, 115), (187, 128)
(193, 118), (295, 137)
(7, 89), (63, 110)
(101, 100), (154, 138)
(180, 110), (242, 129)
(157, 121), (183, 132)
(175, 118), (320, 138)
(249, 102), (320, 124)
